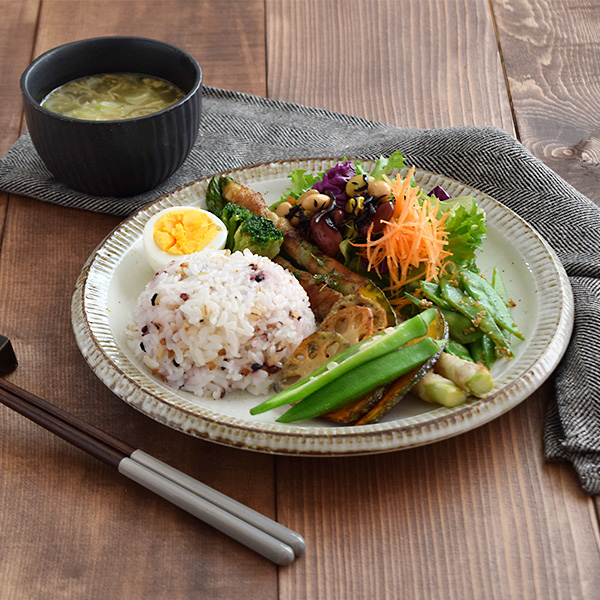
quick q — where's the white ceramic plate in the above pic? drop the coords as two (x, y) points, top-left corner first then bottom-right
(72, 159), (574, 456)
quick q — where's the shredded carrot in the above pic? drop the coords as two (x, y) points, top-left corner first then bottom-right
(354, 167), (452, 306)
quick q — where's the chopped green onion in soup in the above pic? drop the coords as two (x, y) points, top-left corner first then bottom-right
(41, 73), (185, 121)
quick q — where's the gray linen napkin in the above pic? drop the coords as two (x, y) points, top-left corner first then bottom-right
(1, 85), (599, 494)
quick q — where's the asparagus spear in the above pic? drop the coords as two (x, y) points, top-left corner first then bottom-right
(434, 352), (494, 398)
(413, 371), (468, 408)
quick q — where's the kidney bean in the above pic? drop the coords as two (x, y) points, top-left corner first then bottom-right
(310, 213), (343, 257)
(370, 201), (394, 235)
(330, 207), (345, 226)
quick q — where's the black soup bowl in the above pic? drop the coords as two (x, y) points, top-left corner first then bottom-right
(21, 36), (202, 197)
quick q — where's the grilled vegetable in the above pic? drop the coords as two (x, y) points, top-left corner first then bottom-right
(272, 301), (380, 394)
(276, 337), (445, 423)
(271, 331), (353, 393)
(319, 305), (375, 345)
(348, 307), (448, 425)
(326, 293), (388, 335)
(250, 308), (437, 416)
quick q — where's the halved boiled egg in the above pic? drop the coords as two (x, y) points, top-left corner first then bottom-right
(143, 206), (228, 272)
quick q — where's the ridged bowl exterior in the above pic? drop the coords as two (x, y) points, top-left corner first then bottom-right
(21, 37), (202, 197)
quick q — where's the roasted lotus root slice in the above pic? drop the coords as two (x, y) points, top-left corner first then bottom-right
(272, 331), (351, 392)
(319, 305), (374, 346)
(326, 293), (387, 334)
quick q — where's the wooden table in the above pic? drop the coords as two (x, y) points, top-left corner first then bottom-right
(1, 1), (599, 598)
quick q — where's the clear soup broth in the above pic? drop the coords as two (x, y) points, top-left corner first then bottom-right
(41, 73), (185, 121)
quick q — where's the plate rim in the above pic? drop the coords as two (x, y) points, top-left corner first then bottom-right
(71, 158), (574, 456)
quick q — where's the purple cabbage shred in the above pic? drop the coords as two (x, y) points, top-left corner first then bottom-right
(313, 160), (356, 205)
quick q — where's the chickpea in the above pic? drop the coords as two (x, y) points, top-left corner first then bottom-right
(367, 179), (392, 201)
(345, 174), (368, 197)
(296, 189), (321, 205)
(275, 200), (293, 219)
(300, 192), (331, 213)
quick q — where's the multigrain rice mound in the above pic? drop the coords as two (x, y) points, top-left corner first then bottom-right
(127, 249), (316, 399)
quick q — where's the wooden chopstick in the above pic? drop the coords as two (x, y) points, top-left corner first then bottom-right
(0, 377), (304, 565)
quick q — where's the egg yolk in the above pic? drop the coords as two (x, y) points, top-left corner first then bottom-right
(153, 209), (219, 255)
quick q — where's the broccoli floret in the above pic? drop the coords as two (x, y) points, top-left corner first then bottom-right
(221, 202), (253, 248)
(220, 202), (283, 259)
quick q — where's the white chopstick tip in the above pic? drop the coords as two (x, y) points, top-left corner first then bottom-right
(274, 544), (296, 566)
(287, 532), (306, 557)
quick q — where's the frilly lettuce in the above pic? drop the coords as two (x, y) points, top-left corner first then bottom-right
(438, 196), (487, 269)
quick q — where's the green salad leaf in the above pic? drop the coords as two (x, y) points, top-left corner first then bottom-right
(369, 150), (406, 180)
(438, 196), (487, 269)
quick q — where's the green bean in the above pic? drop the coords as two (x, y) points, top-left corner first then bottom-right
(276, 337), (445, 423)
(250, 308), (437, 415)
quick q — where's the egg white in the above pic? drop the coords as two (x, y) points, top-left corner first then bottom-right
(143, 206), (228, 272)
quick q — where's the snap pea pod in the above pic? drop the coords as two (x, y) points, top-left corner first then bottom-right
(445, 339), (474, 362)
(469, 334), (497, 368)
(420, 281), (452, 310)
(276, 337), (445, 423)
(405, 291), (482, 345)
(250, 308), (437, 415)
(439, 278), (512, 358)
(460, 270), (524, 340)
(440, 309), (483, 345)
(492, 267), (509, 303)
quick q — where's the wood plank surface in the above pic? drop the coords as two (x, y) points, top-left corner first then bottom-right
(267, 0), (515, 131)
(0, 0), (39, 242)
(491, 0), (600, 205)
(0, 0), (599, 598)
(0, 1), (279, 599)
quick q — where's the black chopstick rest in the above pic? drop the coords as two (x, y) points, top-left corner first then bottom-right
(0, 335), (18, 375)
